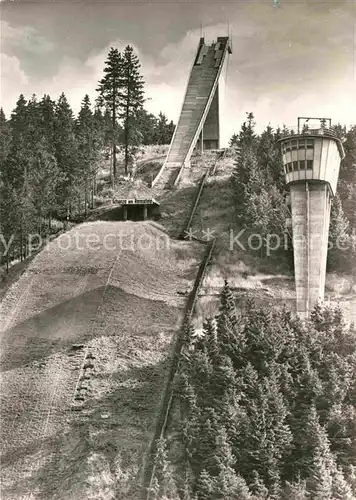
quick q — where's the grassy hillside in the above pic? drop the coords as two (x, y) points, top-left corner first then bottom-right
(0, 221), (204, 499)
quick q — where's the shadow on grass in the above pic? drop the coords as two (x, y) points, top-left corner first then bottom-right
(0, 285), (179, 373)
(1, 357), (171, 500)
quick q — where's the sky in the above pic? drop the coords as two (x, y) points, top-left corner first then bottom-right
(0, 0), (355, 146)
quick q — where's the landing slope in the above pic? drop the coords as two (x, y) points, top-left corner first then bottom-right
(0, 221), (203, 499)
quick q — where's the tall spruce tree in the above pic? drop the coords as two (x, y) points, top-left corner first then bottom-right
(54, 93), (79, 220)
(0, 108), (11, 168)
(118, 45), (145, 174)
(97, 47), (122, 182)
(76, 95), (102, 215)
(155, 111), (175, 145)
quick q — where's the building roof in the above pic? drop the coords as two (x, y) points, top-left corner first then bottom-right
(113, 181), (159, 205)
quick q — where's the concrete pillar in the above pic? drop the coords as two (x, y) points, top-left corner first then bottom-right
(143, 205), (148, 220)
(290, 182), (331, 319)
(203, 86), (220, 150)
(122, 205), (127, 221)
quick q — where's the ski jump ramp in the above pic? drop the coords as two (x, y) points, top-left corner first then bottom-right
(152, 36), (232, 189)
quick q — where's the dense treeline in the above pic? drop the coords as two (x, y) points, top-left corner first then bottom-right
(230, 113), (356, 272)
(0, 45), (175, 269)
(151, 282), (356, 499)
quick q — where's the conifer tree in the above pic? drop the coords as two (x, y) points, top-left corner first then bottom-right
(6, 94), (29, 189)
(153, 437), (179, 499)
(0, 181), (19, 269)
(249, 470), (269, 499)
(257, 124), (284, 190)
(282, 479), (309, 500)
(38, 94), (56, 146)
(135, 108), (157, 145)
(331, 466), (354, 500)
(0, 108), (11, 166)
(328, 193), (351, 271)
(54, 93), (79, 220)
(118, 45), (145, 174)
(215, 280), (241, 360)
(203, 318), (219, 360)
(97, 47), (122, 181)
(76, 95), (102, 215)
(195, 469), (215, 500)
(28, 137), (61, 232)
(155, 112), (175, 144)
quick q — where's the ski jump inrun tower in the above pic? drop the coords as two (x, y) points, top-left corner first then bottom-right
(151, 36), (232, 189)
(278, 118), (345, 319)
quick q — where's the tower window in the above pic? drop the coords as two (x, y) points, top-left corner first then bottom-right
(306, 160), (313, 169)
(306, 139), (314, 149)
(293, 161), (298, 171)
(299, 160), (306, 170)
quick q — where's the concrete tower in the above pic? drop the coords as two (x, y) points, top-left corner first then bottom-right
(278, 118), (345, 319)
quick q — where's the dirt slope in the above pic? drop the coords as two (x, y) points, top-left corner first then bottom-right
(0, 221), (203, 499)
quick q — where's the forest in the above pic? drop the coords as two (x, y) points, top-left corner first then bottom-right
(150, 283), (356, 500)
(0, 45), (174, 268)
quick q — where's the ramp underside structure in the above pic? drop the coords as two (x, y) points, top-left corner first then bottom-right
(152, 36), (231, 188)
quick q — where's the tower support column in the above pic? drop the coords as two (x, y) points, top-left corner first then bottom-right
(291, 182), (331, 318)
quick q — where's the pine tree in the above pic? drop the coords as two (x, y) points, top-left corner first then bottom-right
(217, 280), (237, 325)
(216, 280), (240, 360)
(5, 94), (40, 259)
(211, 354), (237, 401)
(328, 193), (351, 271)
(195, 469), (215, 500)
(28, 137), (61, 233)
(331, 466), (354, 499)
(6, 94), (29, 189)
(310, 302), (324, 331)
(203, 318), (219, 360)
(238, 112), (258, 150)
(76, 95), (102, 215)
(0, 181), (20, 270)
(282, 479), (309, 499)
(0, 108), (11, 166)
(249, 470), (269, 499)
(307, 453), (334, 499)
(153, 437), (179, 499)
(338, 125), (356, 230)
(54, 93), (79, 220)
(97, 47), (122, 181)
(257, 124), (284, 190)
(118, 45), (145, 174)
(155, 111), (175, 144)
(228, 133), (239, 148)
(135, 109), (157, 145)
(38, 94), (56, 146)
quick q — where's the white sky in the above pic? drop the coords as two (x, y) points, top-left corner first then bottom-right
(1, 0), (355, 146)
